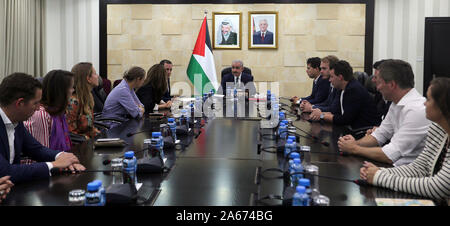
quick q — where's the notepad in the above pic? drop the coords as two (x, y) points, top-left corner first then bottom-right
(375, 198), (435, 206)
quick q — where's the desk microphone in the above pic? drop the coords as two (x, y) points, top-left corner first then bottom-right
(126, 130), (152, 137)
(259, 167), (370, 187)
(51, 168), (121, 175)
(289, 126), (330, 146)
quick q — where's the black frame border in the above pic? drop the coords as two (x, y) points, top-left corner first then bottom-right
(99, 0), (375, 78)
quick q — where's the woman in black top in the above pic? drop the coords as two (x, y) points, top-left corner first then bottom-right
(136, 64), (169, 114)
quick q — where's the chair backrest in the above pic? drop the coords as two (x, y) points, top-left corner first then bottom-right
(113, 79), (122, 88)
(354, 71), (391, 122)
(221, 67), (252, 79)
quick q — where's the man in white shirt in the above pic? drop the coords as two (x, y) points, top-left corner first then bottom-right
(338, 60), (430, 166)
(0, 73), (85, 183)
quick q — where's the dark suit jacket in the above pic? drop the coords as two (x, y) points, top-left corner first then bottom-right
(0, 117), (60, 183)
(313, 86), (339, 112)
(220, 73), (255, 94)
(253, 31), (274, 44)
(330, 79), (381, 129)
(162, 78), (171, 102)
(302, 75), (331, 105)
(220, 32), (237, 45)
(136, 83), (163, 114)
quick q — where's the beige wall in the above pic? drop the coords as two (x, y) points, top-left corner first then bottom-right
(107, 3), (365, 97)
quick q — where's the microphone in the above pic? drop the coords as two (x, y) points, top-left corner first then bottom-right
(51, 168), (121, 175)
(259, 167), (369, 187)
(288, 126), (330, 146)
(126, 130), (152, 137)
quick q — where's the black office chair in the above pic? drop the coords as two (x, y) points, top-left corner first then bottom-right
(221, 66), (252, 80)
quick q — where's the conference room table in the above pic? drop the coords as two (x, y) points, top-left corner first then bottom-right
(2, 98), (433, 206)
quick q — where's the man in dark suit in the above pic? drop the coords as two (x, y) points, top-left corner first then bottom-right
(218, 20), (237, 45)
(291, 57), (330, 105)
(253, 19), (274, 45)
(221, 60), (255, 95)
(313, 61), (381, 129)
(0, 73), (85, 183)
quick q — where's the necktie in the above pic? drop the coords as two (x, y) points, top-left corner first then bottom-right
(261, 33), (265, 42)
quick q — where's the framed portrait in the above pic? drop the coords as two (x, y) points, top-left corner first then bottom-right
(212, 12), (242, 49)
(248, 11), (278, 49)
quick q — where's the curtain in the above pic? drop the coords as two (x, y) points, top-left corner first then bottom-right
(0, 0), (46, 80)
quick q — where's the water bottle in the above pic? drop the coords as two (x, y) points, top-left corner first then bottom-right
(85, 181), (102, 206)
(190, 103), (195, 119)
(167, 118), (177, 141)
(233, 88), (238, 118)
(290, 138), (298, 157)
(278, 122), (287, 140)
(298, 178), (312, 197)
(267, 90), (271, 110)
(203, 93), (208, 103)
(288, 135), (296, 143)
(195, 96), (202, 117)
(288, 159), (294, 172)
(284, 139), (293, 157)
(289, 152), (300, 160)
(93, 180), (106, 206)
(122, 151), (137, 185)
(209, 89), (214, 97)
(157, 131), (164, 151)
(291, 158), (303, 187)
(151, 132), (165, 160)
(279, 112), (285, 121)
(180, 109), (188, 129)
(292, 186), (310, 206)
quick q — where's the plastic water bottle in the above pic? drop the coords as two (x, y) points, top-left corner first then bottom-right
(292, 186), (310, 206)
(290, 138), (298, 156)
(284, 139), (293, 157)
(190, 103), (195, 119)
(122, 151), (137, 185)
(93, 180), (106, 206)
(289, 152), (300, 160)
(195, 96), (202, 117)
(288, 159), (294, 172)
(298, 178), (312, 197)
(85, 181), (103, 206)
(167, 118), (177, 141)
(291, 158), (303, 187)
(233, 88), (238, 117)
(278, 122), (287, 140)
(151, 132), (165, 160)
(279, 112), (285, 121)
(267, 90), (271, 109)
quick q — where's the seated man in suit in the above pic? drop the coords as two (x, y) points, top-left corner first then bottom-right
(0, 73), (85, 183)
(221, 60), (255, 95)
(291, 57), (330, 105)
(299, 55), (340, 115)
(311, 60), (381, 130)
(253, 19), (273, 45)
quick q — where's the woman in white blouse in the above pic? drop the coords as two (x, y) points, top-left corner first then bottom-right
(361, 77), (450, 201)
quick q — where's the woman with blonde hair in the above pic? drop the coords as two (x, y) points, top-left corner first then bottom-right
(66, 62), (100, 139)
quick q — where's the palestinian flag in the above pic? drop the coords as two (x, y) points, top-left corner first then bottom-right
(186, 15), (218, 95)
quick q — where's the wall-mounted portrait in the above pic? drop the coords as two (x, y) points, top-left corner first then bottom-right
(212, 12), (242, 49)
(249, 11), (278, 49)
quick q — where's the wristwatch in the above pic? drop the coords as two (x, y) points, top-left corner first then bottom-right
(320, 113), (324, 119)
